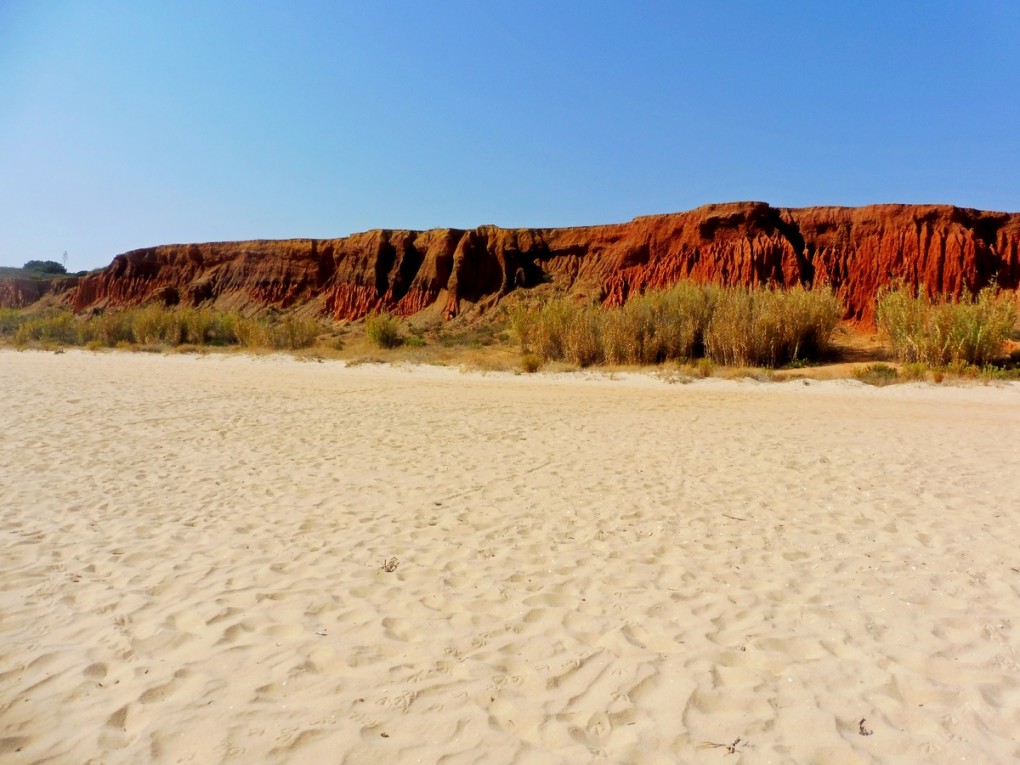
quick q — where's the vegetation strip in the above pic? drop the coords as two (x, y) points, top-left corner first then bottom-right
(1, 282), (1017, 382)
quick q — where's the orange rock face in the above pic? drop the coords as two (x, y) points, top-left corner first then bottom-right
(4, 203), (1018, 323)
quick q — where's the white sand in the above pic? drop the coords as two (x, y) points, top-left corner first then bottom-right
(2, 349), (1020, 764)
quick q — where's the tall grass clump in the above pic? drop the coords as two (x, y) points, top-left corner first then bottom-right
(511, 300), (604, 367)
(529, 300), (573, 360)
(267, 316), (321, 349)
(231, 314), (270, 347)
(648, 283), (716, 361)
(560, 304), (603, 366)
(510, 303), (542, 354)
(876, 284), (1016, 366)
(230, 314), (321, 349)
(511, 283), (842, 369)
(131, 304), (184, 345)
(601, 283), (714, 364)
(177, 307), (242, 345)
(704, 285), (841, 367)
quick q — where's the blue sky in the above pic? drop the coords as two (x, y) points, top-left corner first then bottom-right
(2, 1), (1018, 271)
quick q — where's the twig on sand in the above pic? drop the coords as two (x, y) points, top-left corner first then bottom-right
(698, 736), (744, 754)
(722, 514), (747, 522)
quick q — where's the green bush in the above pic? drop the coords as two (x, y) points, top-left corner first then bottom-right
(83, 311), (134, 346)
(13, 313), (79, 346)
(509, 306), (536, 353)
(876, 285), (1016, 366)
(0, 308), (23, 336)
(23, 260), (66, 275)
(365, 313), (403, 349)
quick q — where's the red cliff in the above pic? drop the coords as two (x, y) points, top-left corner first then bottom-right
(5, 203), (1019, 323)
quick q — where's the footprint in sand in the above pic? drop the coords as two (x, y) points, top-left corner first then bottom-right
(0, 737), (30, 756)
(83, 662), (108, 680)
(381, 617), (423, 642)
(137, 668), (203, 705)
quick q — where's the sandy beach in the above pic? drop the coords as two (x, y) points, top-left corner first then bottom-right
(2, 349), (1020, 764)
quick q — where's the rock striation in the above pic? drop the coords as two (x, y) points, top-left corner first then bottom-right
(4, 203), (1019, 323)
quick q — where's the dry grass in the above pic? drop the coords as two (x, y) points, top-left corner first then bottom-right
(852, 363), (900, 386)
(5, 306), (324, 351)
(511, 283), (842, 368)
(4, 286), (1017, 384)
(876, 284), (1016, 367)
(703, 285), (841, 367)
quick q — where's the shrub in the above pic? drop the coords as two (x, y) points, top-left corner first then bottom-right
(779, 285), (844, 360)
(693, 357), (716, 377)
(365, 313), (402, 348)
(876, 284), (1016, 366)
(84, 311), (134, 346)
(178, 307), (216, 344)
(508, 306), (536, 352)
(853, 363), (900, 386)
(23, 259), (66, 275)
(899, 362), (928, 381)
(520, 353), (543, 373)
(13, 313), (79, 346)
(0, 308), (23, 336)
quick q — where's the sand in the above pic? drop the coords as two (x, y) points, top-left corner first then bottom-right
(2, 349), (1020, 764)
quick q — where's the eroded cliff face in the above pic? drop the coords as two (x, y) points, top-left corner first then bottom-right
(5, 203), (1018, 323)
(0, 277), (78, 309)
(0, 279), (55, 309)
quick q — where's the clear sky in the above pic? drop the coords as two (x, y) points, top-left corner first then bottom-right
(2, 1), (1018, 272)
